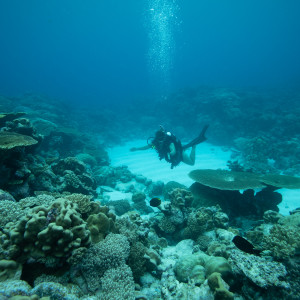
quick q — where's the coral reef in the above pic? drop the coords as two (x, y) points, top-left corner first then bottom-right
(100, 264), (135, 300)
(0, 132), (38, 151)
(0, 260), (22, 282)
(207, 272), (234, 300)
(168, 188), (194, 207)
(1, 90), (300, 299)
(0, 199), (91, 263)
(132, 192), (153, 214)
(77, 233), (130, 292)
(229, 249), (289, 288)
(190, 181), (282, 218)
(51, 157), (97, 196)
(262, 224), (300, 260)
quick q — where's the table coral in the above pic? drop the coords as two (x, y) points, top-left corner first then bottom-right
(0, 132), (38, 151)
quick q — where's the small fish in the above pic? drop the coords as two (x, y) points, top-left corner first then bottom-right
(150, 197), (161, 207)
(232, 235), (261, 256)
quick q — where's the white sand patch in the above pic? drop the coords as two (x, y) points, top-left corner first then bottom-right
(107, 140), (300, 216)
(108, 140), (231, 187)
(277, 189), (300, 215)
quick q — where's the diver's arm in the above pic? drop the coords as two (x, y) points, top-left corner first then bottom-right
(130, 145), (151, 151)
(169, 143), (176, 156)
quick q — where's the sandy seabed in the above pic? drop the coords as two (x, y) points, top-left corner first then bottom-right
(108, 140), (300, 216)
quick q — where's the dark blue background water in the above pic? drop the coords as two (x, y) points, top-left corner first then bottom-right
(0, 0), (299, 106)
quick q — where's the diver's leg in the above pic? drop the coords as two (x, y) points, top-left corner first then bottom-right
(182, 125), (209, 150)
(182, 146), (196, 165)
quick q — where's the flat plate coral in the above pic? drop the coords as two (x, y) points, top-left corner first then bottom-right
(188, 169), (265, 190)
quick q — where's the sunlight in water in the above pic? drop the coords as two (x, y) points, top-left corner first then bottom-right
(146, 0), (180, 92)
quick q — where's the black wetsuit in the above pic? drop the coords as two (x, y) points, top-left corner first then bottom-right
(151, 125), (209, 169)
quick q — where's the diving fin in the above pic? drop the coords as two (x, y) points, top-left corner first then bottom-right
(182, 125), (209, 150)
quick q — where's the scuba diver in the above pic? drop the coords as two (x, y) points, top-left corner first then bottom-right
(130, 125), (209, 169)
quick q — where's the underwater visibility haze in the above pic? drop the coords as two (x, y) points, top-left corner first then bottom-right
(0, 0), (300, 104)
(0, 1), (300, 299)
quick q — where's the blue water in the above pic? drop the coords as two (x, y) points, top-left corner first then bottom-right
(0, 0), (300, 105)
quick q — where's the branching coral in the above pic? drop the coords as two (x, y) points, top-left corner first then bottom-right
(0, 201), (25, 228)
(183, 207), (217, 239)
(64, 193), (93, 215)
(263, 224), (300, 260)
(158, 216), (176, 234)
(79, 233), (130, 292)
(100, 264), (135, 300)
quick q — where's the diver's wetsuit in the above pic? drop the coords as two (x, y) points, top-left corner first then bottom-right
(150, 125), (209, 168)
